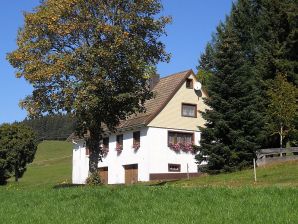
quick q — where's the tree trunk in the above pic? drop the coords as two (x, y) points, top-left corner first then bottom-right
(87, 127), (102, 175)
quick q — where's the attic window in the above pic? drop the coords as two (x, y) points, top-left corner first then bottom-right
(182, 103), (197, 118)
(186, 78), (193, 89)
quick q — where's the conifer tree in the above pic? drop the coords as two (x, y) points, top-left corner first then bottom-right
(196, 0), (297, 173)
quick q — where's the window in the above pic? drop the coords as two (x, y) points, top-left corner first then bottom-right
(168, 131), (194, 145)
(133, 131), (140, 145)
(182, 103), (197, 117)
(168, 164), (181, 172)
(103, 137), (109, 149)
(186, 78), (193, 89)
(116, 134), (123, 147)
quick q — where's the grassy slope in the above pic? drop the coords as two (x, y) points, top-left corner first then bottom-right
(12, 140), (73, 187)
(1, 141), (297, 223)
(170, 160), (298, 188)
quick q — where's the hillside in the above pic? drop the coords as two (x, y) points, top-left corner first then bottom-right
(12, 140), (73, 187)
(170, 160), (298, 188)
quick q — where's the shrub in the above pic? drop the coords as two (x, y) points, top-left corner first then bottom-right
(86, 172), (101, 186)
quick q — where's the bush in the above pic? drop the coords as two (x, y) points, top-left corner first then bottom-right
(86, 172), (101, 186)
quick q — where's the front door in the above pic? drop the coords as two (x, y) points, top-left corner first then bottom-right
(124, 164), (138, 184)
(98, 167), (108, 184)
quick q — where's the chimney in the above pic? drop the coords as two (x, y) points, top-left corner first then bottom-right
(149, 73), (160, 90)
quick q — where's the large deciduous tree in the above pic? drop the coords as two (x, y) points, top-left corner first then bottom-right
(7, 0), (170, 176)
(0, 124), (37, 184)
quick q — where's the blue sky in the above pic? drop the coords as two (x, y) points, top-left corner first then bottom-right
(0, 0), (233, 124)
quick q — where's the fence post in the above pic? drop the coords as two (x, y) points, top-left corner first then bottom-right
(253, 158), (257, 182)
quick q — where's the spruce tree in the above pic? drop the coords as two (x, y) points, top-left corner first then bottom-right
(196, 0), (297, 173)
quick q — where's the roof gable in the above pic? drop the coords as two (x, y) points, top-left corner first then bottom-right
(117, 69), (195, 130)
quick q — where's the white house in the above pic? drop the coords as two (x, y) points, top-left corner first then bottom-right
(72, 69), (208, 184)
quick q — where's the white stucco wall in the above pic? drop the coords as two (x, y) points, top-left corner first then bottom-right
(72, 127), (202, 184)
(98, 127), (150, 184)
(72, 140), (89, 184)
(146, 127), (200, 174)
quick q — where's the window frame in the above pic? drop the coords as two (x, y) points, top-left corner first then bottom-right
(186, 78), (193, 89)
(181, 103), (197, 118)
(133, 131), (141, 145)
(168, 163), (181, 172)
(103, 137), (109, 149)
(116, 134), (123, 147)
(168, 131), (194, 146)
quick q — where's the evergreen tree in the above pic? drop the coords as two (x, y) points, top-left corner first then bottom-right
(197, 22), (265, 172)
(196, 0), (297, 173)
(196, 42), (214, 86)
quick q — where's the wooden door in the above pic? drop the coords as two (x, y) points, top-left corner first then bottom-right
(124, 164), (138, 184)
(98, 167), (108, 184)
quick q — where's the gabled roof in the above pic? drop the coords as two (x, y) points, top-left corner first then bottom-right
(67, 69), (195, 141)
(117, 69), (195, 130)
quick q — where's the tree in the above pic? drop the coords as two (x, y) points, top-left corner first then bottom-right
(266, 73), (298, 154)
(0, 124), (37, 184)
(196, 43), (214, 86)
(196, 0), (297, 173)
(195, 2), (267, 173)
(20, 114), (75, 141)
(7, 0), (170, 177)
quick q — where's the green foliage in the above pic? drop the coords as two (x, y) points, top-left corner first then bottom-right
(7, 0), (170, 174)
(0, 124), (37, 184)
(86, 172), (101, 186)
(196, 0), (298, 173)
(19, 114), (75, 141)
(266, 73), (298, 146)
(196, 42), (214, 86)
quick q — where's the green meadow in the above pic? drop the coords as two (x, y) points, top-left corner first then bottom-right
(0, 141), (297, 224)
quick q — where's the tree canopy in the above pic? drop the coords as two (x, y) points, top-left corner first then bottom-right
(7, 0), (170, 176)
(196, 0), (297, 173)
(19, 114), (75, 141)
(266, 73), (298, 149)
(0, 124), (37, 184)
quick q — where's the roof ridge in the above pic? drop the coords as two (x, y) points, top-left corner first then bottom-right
(159, 69), (193, 80)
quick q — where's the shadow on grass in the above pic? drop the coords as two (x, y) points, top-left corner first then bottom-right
(53, 183), (85, 189)
(146, 180), (179, 186)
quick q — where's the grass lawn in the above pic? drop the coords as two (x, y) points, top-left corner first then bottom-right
(0, 141), (297, 223)
(0, 186), (297, 224)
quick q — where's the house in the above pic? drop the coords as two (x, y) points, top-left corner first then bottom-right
(72, 69), (208, 184)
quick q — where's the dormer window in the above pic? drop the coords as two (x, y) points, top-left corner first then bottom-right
(186, 78), (193, 89)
